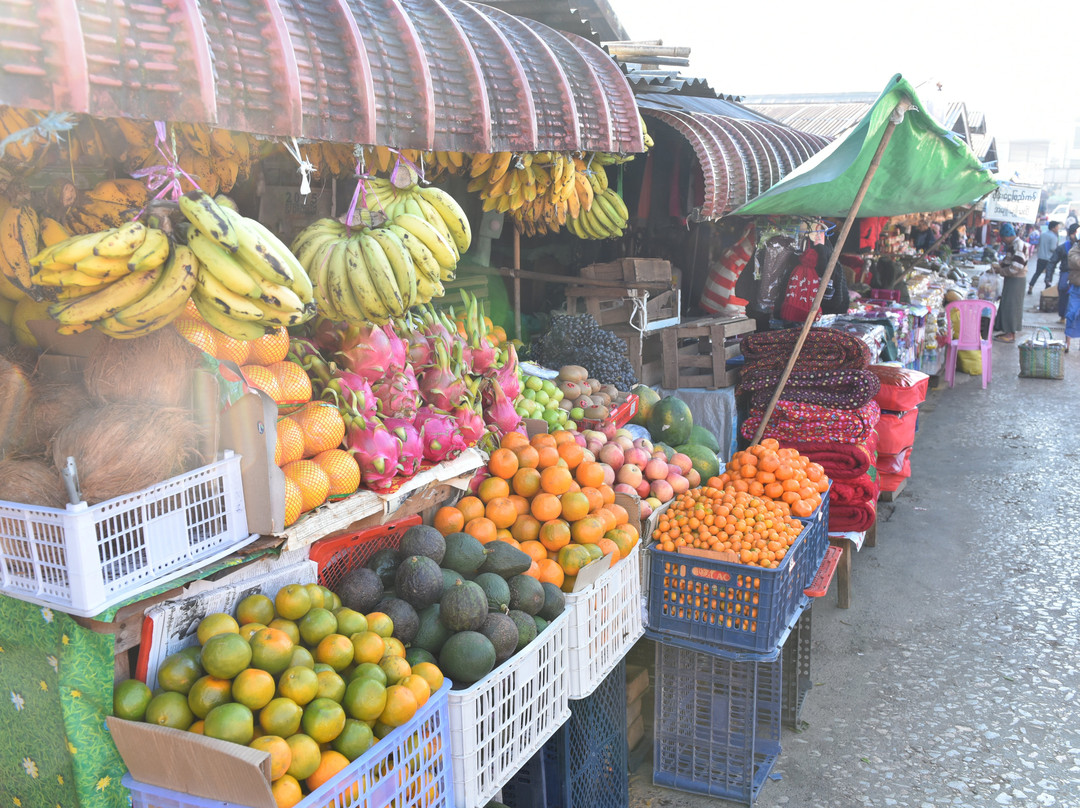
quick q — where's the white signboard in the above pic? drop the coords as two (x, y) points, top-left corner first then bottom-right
(983, 184), (1041, 224)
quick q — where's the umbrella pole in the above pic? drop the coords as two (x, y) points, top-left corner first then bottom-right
(750, 100), (911, 446)
(513, 226), (522, 340)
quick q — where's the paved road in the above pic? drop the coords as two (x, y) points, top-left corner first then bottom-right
(629, 301), (1080, 807)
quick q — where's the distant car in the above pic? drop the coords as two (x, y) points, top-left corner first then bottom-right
(1047, 202), (1080, 223)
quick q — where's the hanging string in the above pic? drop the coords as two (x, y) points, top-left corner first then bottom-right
(282, 137), (316, 196)
(131, 122), (200, 210)
(0, 110), (76, 154)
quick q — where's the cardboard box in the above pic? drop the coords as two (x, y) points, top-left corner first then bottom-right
(220, 390), (286, 536)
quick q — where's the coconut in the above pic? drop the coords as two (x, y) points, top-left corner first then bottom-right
(20, 378), (92, 459)
(0, 356), (31, 458)
(51, 404), (202, 504)
(0, 458), (68, 508)
(83, 327), (200, 408)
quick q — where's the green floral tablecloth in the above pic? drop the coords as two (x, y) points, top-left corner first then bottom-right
(0, 595), (127, 808)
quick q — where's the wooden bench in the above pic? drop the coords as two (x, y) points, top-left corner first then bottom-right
(827, 521), (876, 609)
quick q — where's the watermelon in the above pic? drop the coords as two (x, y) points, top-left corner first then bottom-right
(648, 396), (693, 447)
(631, 385), (661, 427)
(688, 425), (721, 454)
(675, 443), (721, 482)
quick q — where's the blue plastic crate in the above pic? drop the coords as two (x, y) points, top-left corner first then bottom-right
(501, 661), (628, 808)
(781, 605), (812, 728)
(653, 643), (782, 805)
(645, 494), (827, 661)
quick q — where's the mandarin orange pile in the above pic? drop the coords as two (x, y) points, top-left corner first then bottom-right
(432, 429), (640, 591)
(709, 439), (829, 519)
(651, 485), (804, 568)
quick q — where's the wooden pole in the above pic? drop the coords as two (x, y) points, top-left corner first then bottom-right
(751, 100), (912, 446)
(921, 191), (995, 257)
(513, 227), (522, 340)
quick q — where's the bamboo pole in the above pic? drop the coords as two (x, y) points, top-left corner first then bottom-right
(513, 227), (522, 340)
(750, 100), (912, 446)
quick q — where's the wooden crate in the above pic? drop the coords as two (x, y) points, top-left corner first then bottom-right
(432, 270), (489, 314)
(660, 315), (756, 390)
(565, 259), (679, 331)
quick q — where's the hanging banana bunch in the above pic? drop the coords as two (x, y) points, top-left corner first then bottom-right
(565, 162), (630, 240)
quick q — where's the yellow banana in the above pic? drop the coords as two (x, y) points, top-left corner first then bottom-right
(178, 123), (212, 157)
(393, 213), (457, 270)
(310, 239), (344, 321)
(413, 196), (459, 260)
(95, 307), (183, 338)
(187, 228), (261, 298)
(418, 186), (472, 253)
(195, 265), (267, 322)
(114, 243), (198, 327)
(0, 270), (25, 302)
(387, 224), (441, 283)
(343, 236), (390, 322)
(35, 231), (107, 267)
(31, 267), (115, 288)
(50, 266), (162, 325)
(470, 152), (494, 178)
(488, 152), (513, 184)
(72, 254), (136, 279)
(415, 268), (444, 304)
(191, 288), (272, 341)
(234, 214), (309, 299)
(0, 206), (38, 291)
(357, 232), (404, 317)
(127, 227), (170, 272)
(326, 240), (368, 323)
(249, 271), (305, 314)
(179, 190), (240, 253)
(39, 218), (70, 247)
(368, 228), (416, 311)
(94, 221), (147, 257)
(85, 179), (149, 210)
(290, 218), (345, 256)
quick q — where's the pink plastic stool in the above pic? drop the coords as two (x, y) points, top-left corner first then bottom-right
(944, 299), (997, 389)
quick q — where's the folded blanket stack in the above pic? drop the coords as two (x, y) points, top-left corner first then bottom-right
(869, 366), (930, 493)
(739, 327), (881, 534)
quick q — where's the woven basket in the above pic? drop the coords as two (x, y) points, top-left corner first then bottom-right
(1018, 327), (1065, 380)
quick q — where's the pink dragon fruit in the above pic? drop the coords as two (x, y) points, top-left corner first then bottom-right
(483, 343), (521, 405)
(322, 369), (376, 418)
(337, 323), (394, 383)
(419, 341), (468, 411)
(313, 316), (347, 353)
(453, 403), (487, 447)
(414, 406), (467, 464)
(345, 413), (401, 492)
(381, 323), (408, 375)
(372, 366), (420, 419)
(384, 416), (424, 478)
(484, 378), (523, 437)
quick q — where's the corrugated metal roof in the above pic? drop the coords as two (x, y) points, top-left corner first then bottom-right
(0, 0), (643, 153)
(636, 92), (778, 124)
(738, 101), (872, 139)
(477, 0), (628, 42)
(623, 70), (738, 100)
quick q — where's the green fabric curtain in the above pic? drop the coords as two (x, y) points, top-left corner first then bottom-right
(735, 74), (999, 217)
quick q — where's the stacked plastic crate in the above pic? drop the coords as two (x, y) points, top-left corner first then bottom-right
(870, 366), (931, 496)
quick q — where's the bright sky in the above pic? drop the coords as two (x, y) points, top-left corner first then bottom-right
(609, 0), (1066, 154)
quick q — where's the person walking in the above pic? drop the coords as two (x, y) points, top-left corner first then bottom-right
(1028, 220), (1060, 293)
(1050, 223), (1077, 323)
(1066, 239), (1080, 352)
(992, 223), (1030, 343)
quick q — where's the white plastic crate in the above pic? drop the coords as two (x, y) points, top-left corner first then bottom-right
(121, 679), (453, 808)
(565, 542), (644, 700)
(0, 452), (254, 617)
(448, 609), (570, 808)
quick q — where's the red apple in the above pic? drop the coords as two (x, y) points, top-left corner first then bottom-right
(602, 464), (616, 486)
(633, 437), (654, 453)
(645, 457), (670, 482)
(635, 478), (652, 498)
(574, 433), (587, 448)
(598, 443), (625, 472)
(614, 483), (639, 497)
(651, 479), (674, 502)
(616, 463), (642, 488)
(614, 435), (634, 452)
(624, 447), (649, 468)
(667, 473), (690, 495)
(686, 468), (702, 487)
(670, 453), (693, 475)
(639, 500), (653, 519)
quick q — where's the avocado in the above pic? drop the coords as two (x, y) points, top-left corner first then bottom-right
(373, 597), (419, 645)
(412, 604), (451, 655)
(365, 547), (400, 588)
(395, 555), (444, 610)
(442, 532), (490, 577)
(400, 524), (446, 565)
(439, 631), (497, 686)
(507, 609), (538, 653)
(479, 541), (532, 578)
(405, 647), (437, 667)
(533, 615), (548, 634)
(538, 582), (566, 621)
(336, 567), (384, 614)
(479, 612), (519, 664)
(439, 581), (488, 632)
(507, 575), (545, 616)
(441, 568), (466, 590)
(474, 572), (511, 613)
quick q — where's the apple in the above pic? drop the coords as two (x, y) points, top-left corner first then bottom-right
(602, 464), (616, 486)
(670, 452), (693, 475)
(616, 463), (642, 488)
(644, 458), (670, 482)
(651, 479), (674, 502)
(639, 500), (653, 519)
(633, 437), (654, 453)
(667, 473), (690, 495)
(600, 421), (618, 441)
(581, 449), (595, 463)
(624, 447), (649, 468)
(586, 439), (605, 456)
(614, 483), (639, 497)
(583, 429), (607, 444)
(645, 496), (663, 509)
(635, 478), (652, 498)
(687, 468), (701, 487)
(598, 443), (625, 471)
(573, 432), (587, 447)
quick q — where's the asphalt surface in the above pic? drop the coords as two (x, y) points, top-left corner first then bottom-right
(628, 300), (1080, 807)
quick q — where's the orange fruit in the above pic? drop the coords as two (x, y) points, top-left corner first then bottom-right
(552, 430), (577, 446)
(240, 364), (282, 402)
(379, 655), (412, 686)
(496, 532), (519, 548)
(277, 666), (319, 706)
(575, 461), (605, 489)
(267, 618), (300, 645)
(485, 497), (518, 529)
(530, 492), (562, 522)
(538, 518), (571, 551)
(477, 476), (510, 503)
(236, 593), (275, 626)
(508, 494), (531, 516)
(187, 676), (233, 719)
(570, 515), (604, 545)
(316, 634), (355, 672)
(366, 613), (393, 638)
(488, 448), (519, 479)
(559, 491), (590, 522)
(200, 633), (252, 679)
(288, 402), (346, 457)
(274, 416), (305, 467)
(283, 477), (303, 527)
(399, 674), (431, 707)
(249, 627), (296, 675)
(378, 684), (418, 728)
(306, 749), (350, 792)
(500, 431), (530, 450)
(312, 449), (361, 499)
(410, 662), (444, 694)
(271, 773), (303, 808)
(175, 320), (218, 356)
(605, 528), (635, 559)
(456, 496), (485, 523)
(597, 484), (615, 506)
(248, 327), (290, 365)
(595, 507), (617, 534)
(382, 637), (406, 658)
(197, 612), (239, 645)
(511, 516), (542, 544)
(275, 584), (313, 621)
(282, 460), (331, 512)
(535, 445), (559, 469)
(519, 539), (548, 562)
(284, 733), (322, 780)
(580, 486), (604, 513)
(343, 677), (387, 721)
(557, 441), (584, 469)
(522, 560), (542, 579)
(250, 735), (292, 780)
(233, 668), (277, 711)
(540, 466), (573, 495)
(215, 333), (250, 366)
(512, 467), (541, 498)
(557, 544), (593, 577)
(433, 506), (465, 536)
(350, 632), (386, 665)
(608, 502), (629, 525)
(301, 697), (346, 744)
(204, 703), (255, 745)
(596, 537), (621, 563)
(536, 558), (565, 587)
(464, 516), (497, 544)
(265, 361), (313, 406)
(513, 445), (540, 470)
(531, 433), (556, 449)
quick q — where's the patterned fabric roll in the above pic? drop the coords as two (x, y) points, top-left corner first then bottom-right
(741, 326), (872, 371)
(740, 399), (881, 445)
(738, 368), (881, 411)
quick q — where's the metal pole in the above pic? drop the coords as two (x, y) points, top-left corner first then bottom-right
(513, 227), (522, 341)
(751, 100), (912, 446)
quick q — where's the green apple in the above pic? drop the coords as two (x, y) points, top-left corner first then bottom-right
(570, 407), (585, 421)
(565, 420), (577, 431)
(522, 388), (536, 401)
(535, 390), (550, 407)
(540, 379), (559, 397)
(525, 375), (543, 392)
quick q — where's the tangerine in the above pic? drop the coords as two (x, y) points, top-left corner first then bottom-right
(301, 698), (346, 744)
(204, 702), (254, 746)
(488, 448), (519, 479)
(306, 750), (350, 792)
(249, 627), (295, 676)
(530, 492), (562, 522)
(539, 519), (571, 551)
(284, 733), (322, 781)
(233, 668), (277, 711)
(260, 697), (303, 737)
(378, 684), (418, 728)
(250, 735), (292, 780)
(485, 496), (518, 529)
(433, 506), (465, 535)
(512, 467), (541, 497)
(513, 445), (540, 470)
(477, 476), (510, 503)
(456, 496), (485, 523)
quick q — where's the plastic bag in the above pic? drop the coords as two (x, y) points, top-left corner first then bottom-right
(754, 235), (797, 315)
(977, 270), (1000, 301)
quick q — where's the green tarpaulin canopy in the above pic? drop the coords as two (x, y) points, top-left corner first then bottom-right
(734, 74), (999, 217)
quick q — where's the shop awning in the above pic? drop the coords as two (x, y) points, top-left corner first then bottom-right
(734, 74), (999, 218)
(0, 0), (643, 154)
(640, 102), (829, 220)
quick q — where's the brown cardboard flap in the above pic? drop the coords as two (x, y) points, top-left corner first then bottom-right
(108, 717), (275, 808)
(220, 390), (285, 535)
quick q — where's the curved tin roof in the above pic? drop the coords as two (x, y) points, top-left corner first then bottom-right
(0, 0), (644, 153)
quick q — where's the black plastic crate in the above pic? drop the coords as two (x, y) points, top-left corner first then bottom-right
(653, 643), (782, 805)
(781, 606), (812, 728)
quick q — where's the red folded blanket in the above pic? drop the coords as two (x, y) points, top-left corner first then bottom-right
(738, 368), (881, 411)
(830, 474), (878, 505)
(829, 500), (877, 532)
(741, 400), (881, 446)
(741, 326), (872, 371)
(782, 440), (875, 480)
